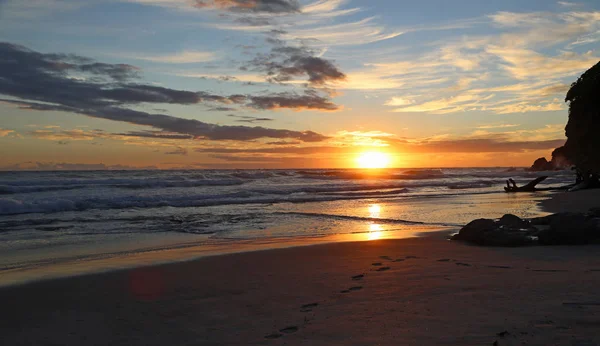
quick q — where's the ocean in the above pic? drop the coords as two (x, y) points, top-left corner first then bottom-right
(0, 168), (573, 284)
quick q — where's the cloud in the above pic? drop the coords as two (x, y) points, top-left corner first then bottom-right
(209, 154), (287, 162)
(198, 1), (400, 46)
(196, 145), (343, 154)
(165, 146), (188, 155)
(265, 140), (301, 145)
(487, 47), (599, 80)
(558, 1), (578, 7)
(29, 129), (100, 141)
(0, 129), (15, 137)
(193, 0), (300, 13)
(249, 44), (346, 86)
(227, 114), (274, 123)
(125, 50), (216, 63)
(476, 124), (520, 129)
(195, 136), (566, 156)
(403, 138), (566, 153)
(248, 91), (339, 111)
(0, 0), (86, 19)
(491, 101), (564, 114)
(115, 130), (195, 140)
(385, 97), (413, 106)
(278, 17), (404, 47)
(0, 42), (335, 142)
(344, 9), (600, 114)
(1, 161), (158, 171)
(208, 107), (236, 112)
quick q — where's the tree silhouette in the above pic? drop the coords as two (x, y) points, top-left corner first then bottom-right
(563, 60), (600, 181)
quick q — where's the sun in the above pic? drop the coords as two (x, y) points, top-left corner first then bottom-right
(356, 151), (391, 169)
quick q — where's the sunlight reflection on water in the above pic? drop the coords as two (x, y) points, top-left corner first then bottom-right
(368, 204), (383, 240)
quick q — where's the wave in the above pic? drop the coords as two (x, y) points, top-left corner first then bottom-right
(0, 177), (246, 194)
(274, 212), (462, 227)
(446, 181), (495, 190)
(0, 185), (84, 194)
(296, 170), (447, 180)
(0, 187), (415, 216)
(397, 169), (445, 179)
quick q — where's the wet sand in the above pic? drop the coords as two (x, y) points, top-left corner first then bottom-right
(3, 229), (600, 345)
(3, 190), (600, 345)
(541, 188), (600, 213)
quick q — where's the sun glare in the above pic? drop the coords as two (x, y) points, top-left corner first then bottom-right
(356, 152), (391, 169)
(368, 224), (383, 240)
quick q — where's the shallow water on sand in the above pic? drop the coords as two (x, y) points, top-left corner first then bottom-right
(0, 168), (568, 285)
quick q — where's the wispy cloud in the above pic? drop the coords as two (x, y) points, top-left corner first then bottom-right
(0, 128), (15, 137)
(475, 124), (520, 130)
(0, 0), (86, 19)
(1, 161), (157, 171)
(366, 9), (600, 114)
(29, 129), (100, 141)
(0, 42), (334, 142)
(200, 0), (300, 13)
(165, 146), (188, 155)
(558, 1), (579, 7)
(125, 50), (217, 63)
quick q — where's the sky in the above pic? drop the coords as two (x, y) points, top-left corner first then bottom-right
(0, 0), (599, 170)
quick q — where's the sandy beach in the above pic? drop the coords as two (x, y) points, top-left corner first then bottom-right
(541, 188), (600, 214)
(3, 191), (600, 346)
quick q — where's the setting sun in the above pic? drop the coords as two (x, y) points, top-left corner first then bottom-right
(356, 152), (391, 169)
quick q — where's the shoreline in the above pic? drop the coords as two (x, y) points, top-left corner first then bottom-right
(2, 186), (589, 289)
(0, 227), (452, 288)
(2, 191), (600, 344)
(540, 188), (600, 213)
(3, 233), (600, 345)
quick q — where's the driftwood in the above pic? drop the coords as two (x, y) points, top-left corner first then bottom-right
(504, 176), (549, 193)
(503, 175), (595, 193)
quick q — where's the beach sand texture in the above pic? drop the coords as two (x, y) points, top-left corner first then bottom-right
(2, 190), (600, 345)
(3, 235), (600, 345)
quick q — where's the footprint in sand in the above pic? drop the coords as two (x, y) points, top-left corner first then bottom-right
(487, 265), (512, 269)
(455, 262), (471, 267)
(300, 303), (319, 312)
(380, 256), (393, 260)
(393, 258), (405, 262)
(372, 262), (383, 266)
(437, 258), (451, 262)
(279, 326), (299, 334)
(341, 286), (363, 293)
(351, 274), (365, 280)
(264, 333), (283, 339)
(376, 266), (391, 272)
(532, 269), (567, 272)
(405, 255), (418, 259)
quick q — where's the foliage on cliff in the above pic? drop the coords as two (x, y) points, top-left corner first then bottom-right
(563, 61), (600, 178)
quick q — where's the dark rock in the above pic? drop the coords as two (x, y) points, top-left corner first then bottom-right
(457, 212), (600, 246)
(550, 146), (571, 169)
(451, 219), (497, 244)
(531, 212), (581, 226)
(530, 157), (554, 171)
(537, 213), (600, 245)
(586, 208), (600, 219)
(452, 215), (537, 247)
(499, 214), (531, 229)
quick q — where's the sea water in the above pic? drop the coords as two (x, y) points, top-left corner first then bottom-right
(0, 168), (573, 284)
